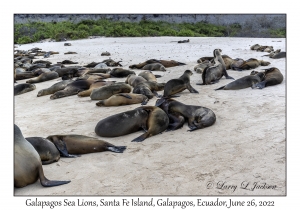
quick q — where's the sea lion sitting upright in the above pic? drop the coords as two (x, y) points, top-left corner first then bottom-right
(251, 67), (283, 89)
(25, 137), (61, 165)
(215, 71), (265, 90)
(157, 98), (216, 131)
(14, 124), (70, 188)
(26, 71), (59, 84)
(197, 49), (234, 85)
(142, 63), (166, 71)
(96, 93), (149, 106)
(156, 70), (198, 106)
(14, 83), (36, 96)
(46, 135), (127, 157)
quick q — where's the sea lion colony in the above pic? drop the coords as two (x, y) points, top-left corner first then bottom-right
(14, 41), (284, 189)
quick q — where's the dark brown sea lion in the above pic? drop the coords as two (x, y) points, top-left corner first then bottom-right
(14, 124), (70, 188)
(37, 79), (74, 97)
(177, 39), (190, 43)
(96, 93), (149, 106)
(14, 83), (36, 95)
(25, 137), (61, 165)
(95, 106), (169, 142)
(101, 59), (122, 67)
(26, 71), (59, 84)
(46, 135), (126, 157)
(109, 68), (136, 77)
(197, 49), (234, 85)
(83, 62), (102, 68)
(234, 58), (270, 71)
(157, 98), (216, 131)
(101, 51), (111, 56)
(215, 71), (265, 90)
(64, 51), (77, 54)
(58, 60), (78, 65)
(197, 55), (233, 70)
(90, 83), (132, 100)
(77, 80), (116, 97)
(50, 79), (95, 100)
(251, 67), (284, 89)
(129, 59), (185, 69)
(156, 70), (198, 106)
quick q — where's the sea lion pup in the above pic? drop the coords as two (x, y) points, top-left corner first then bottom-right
(234, 58), (270, 71)
(155, 70), (198, 106)
(37, 79), (74, 97)
(25, 137), (60, 165)
(194, 60), (213, 74)
(46, 135), (126, 157)
(250, 44), (261, 50)
(77, 80), (116, 97)
(96, 93), (149, 106)
(125, 74), (147, 87)
(157, 98), (216, 131)
(230, 58), (245, 70)
(14, 124), (70, 188)
(178, 39), (190, 43)
(142, 63), (166, 71)
(138, 70), (161, 82)
(215, 71), (265, 90)
(90, 83), (132, 100)
(102, 58), (122, 67)
(197, 49), (234, 85)
(50, 78), (95, 100)
(26, 71), (59, 84)
(14, 83), (36, 95)
(101, 51), (111, 56)
(251, 67), (283, 89)
(133, 81), (165, 99)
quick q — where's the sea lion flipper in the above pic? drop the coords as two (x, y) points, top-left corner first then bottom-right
(215, 85), (225, 91)
(38, 166), (71, 187)
(186, 84), (199, 93)
(131, 133), (148, 142)
(52, 138), (80, 158)
(118, 93), (132, 99)
(225, 76), (235, 80)
(106, 146), (127, 153)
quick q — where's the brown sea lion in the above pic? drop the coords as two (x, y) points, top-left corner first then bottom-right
(77, 80), (116, 97)
(96, 93), (149, 106)
(157, 98), (216, 131)
(194, 60), (213, 74)
(230, 58), (245, 70)
(14, 124), (70, 188)
(251, 67), (283, 89)
(234, 58), (270, 71)
(138, 70), (161, 82)
(215, 71), (265, 90)
(101, 51), (111, 56)
(197, 49), (234, 85)
(25, 137), (61, 165)
(26, 71), (59, 84)
(14, 83), (36, 96)
(197, 55), (233, 70)
(90, 83), (132, 100)
(129, 59), (185, 69)
(46, 135), (126, 157)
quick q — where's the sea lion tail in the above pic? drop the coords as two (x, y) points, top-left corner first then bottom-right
(214, 85), (225, 91)
(106, 146), (127, 153)
(38, 166), (71, 187)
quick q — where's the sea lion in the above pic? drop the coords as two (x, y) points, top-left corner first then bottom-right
(77, 80), (115, 97)
(26, 71), (59, 84)
(138, 70), (161, 82)
(95, 106), (169, 142)
(142, 63), (166, 71)
(102, 59), (122, 67)
(177, 39), (190, 43)
(109, 68), (136, 77)
(37, 79), (74, 97)
(58, 60), (78, 65)
(64, 51), (77, 54)
(46, 135), (126, 157)
(234, 58), (270, 71)
(33, 60), (52, 65)
(215, 71), (265, 90)
(125, 74), (147, 88)
(250, 44), (261, 50)
(129, 59), (185, 69)
(133, 81), (165, 99)
(101, 51), (111, 56)
(197, 49), (234, 85)
(96, 93), (149, 106)
(25, 137), (60, 165)
(50, 79), (95, 100)
(129, 59), (161, 69)
(32, 68), (51, 76)
(251, 67), (283, 89)
(156, 70), (198, 106)
(157, 98), (216, 131)
(54, 67), (79, 77)
(84, 62), (102, 68)
(15, 71), (35, 80)
(14, 83), (36, 95)
(64, 43), (71, 46)
(90, 83), (132, 100)
(197, 55), (233, 70)
(14, 124), (70, 188)
(194, 60), (213, 74)
(230, 58), (245, 70)
(270, 52), (286, 59)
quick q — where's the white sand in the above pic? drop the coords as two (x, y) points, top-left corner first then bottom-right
(14, 37), (285, 196)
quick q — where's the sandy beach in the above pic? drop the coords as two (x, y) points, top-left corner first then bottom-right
(14, 36), (286, 196)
